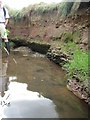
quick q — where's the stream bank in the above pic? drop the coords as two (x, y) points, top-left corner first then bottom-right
(9, 39), (89, 105)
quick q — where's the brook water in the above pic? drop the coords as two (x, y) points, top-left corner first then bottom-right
(0, 50), (88, 118)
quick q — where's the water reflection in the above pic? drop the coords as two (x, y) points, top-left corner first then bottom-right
(1, 52), (88, 118)
(2, 81), (59, 118)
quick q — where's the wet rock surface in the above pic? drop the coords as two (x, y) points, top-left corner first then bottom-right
(46, 47), (69, 66)
(67, 79), (90, 105)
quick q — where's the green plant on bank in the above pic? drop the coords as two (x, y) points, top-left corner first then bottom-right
(61, 31), (80, 43)
(35, 3), (58, 14)
(64, 48), (88, 82)
(60, 1), (74, 17)
(58, 31), (88, 82)
(61, 41), (78, 55)
(7, 2), (82, 21)
(62, 32), (73, 43)
(60, 31), (80, 54)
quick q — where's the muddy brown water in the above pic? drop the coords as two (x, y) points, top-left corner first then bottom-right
(0, 51), (89, 118)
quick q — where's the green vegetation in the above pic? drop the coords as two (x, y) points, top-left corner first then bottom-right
(60, 31), (89, 82)
(7, 2), (83, 21)
(59, 1), (74, 17)
(10, 3), (59, 21)
(61, 31), (80, 43)
(64, 49), (88, 82)
(60, 31), (80, 54)
(32, 3), (58, 15)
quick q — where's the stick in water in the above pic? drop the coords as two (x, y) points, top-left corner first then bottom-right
(4, 47), (9, 55)
(13, 58), (17, 64)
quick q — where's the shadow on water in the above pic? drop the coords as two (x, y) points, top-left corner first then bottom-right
(0, 51), (89, 118)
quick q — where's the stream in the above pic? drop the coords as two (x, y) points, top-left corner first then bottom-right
(0, 50), (89, 118)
